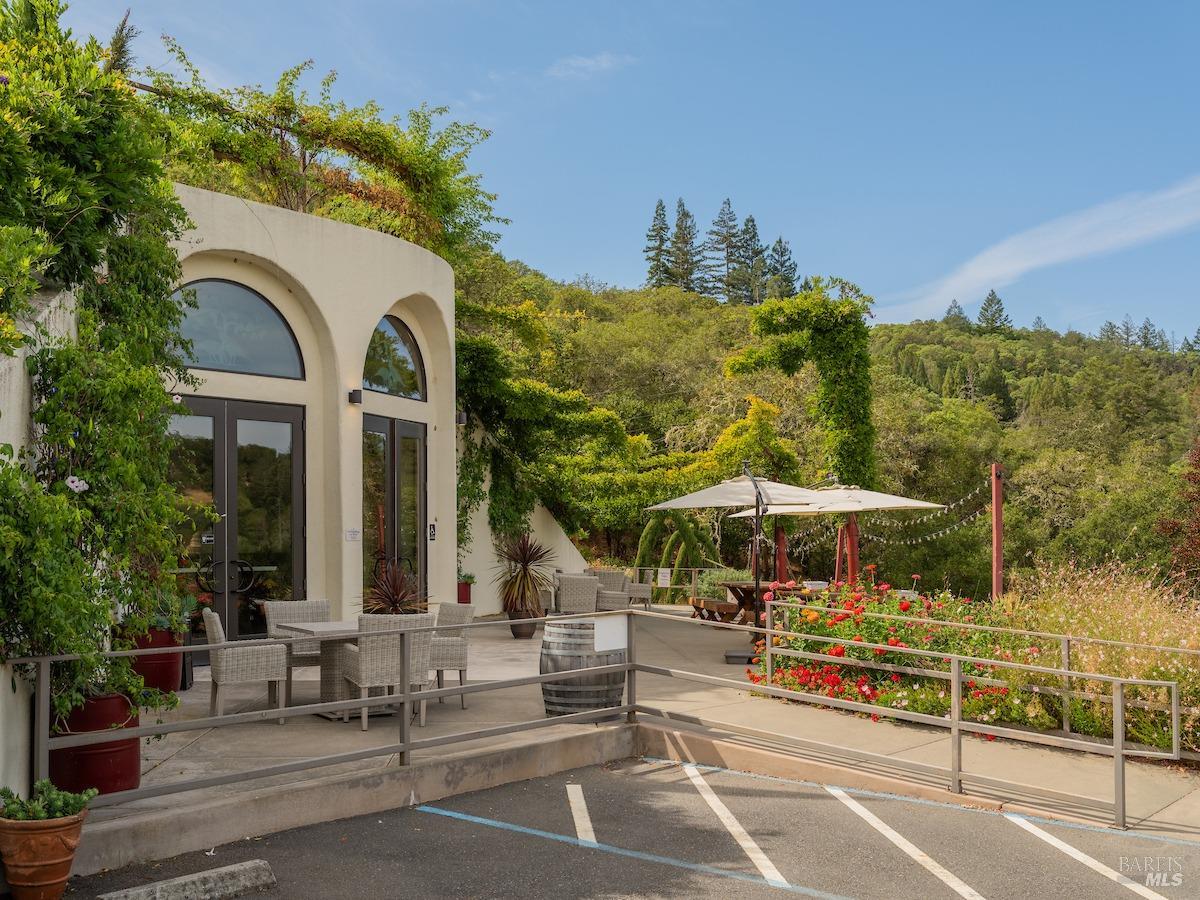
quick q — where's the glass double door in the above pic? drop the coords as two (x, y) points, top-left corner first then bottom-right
(169, 397), (306, 647)
(362, 415), (426, 596)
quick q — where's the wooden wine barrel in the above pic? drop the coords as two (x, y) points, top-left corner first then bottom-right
(539, 621), (626, 717)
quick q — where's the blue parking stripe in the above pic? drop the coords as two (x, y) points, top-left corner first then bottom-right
(416, 805), (854, 899)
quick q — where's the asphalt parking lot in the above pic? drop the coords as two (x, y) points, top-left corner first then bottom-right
(71, 758), (1200, 899)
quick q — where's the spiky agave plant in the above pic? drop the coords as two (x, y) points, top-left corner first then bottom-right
(364, 559), (426, 614)
(494, 533), (554, 616)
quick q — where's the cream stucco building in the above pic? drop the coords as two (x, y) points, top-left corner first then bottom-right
(0, 185), (586, 794)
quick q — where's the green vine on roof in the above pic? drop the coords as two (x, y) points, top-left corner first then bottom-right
(727, 277), (877, 489)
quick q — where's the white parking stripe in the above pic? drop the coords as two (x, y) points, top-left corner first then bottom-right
(566, 784), (596, 845)
(682, 764), (789, 887)
(1004, 814), (1168, 900)
(825, 786), (986, 900)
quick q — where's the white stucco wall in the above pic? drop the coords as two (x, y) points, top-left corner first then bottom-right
(0, 290), (74, 795)
(174, 185), (457, 617)
(459, 481), (587, 616)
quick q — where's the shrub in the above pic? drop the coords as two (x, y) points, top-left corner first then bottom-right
(0, 779), (97, 820)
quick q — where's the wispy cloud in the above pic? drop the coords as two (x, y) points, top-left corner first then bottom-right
(879, 173), (1200, 320)
(545, 51), (635, 80)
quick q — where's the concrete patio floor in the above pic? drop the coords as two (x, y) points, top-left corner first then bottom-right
(100, 606), (1200, 843)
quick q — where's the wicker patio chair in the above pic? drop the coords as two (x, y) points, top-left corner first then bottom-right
(592, 568), (651, 611)
(201, 609), (287, 724)
(262, 599), (330, 705)
(556, 574), (598, 615)
(338, 613), (434, 731)
(431, 603), (473, 709)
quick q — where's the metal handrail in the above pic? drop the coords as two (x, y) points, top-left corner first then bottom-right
(15, 607), (1175, 828)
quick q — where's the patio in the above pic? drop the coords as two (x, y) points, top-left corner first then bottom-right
(89, 606), (1200, 845)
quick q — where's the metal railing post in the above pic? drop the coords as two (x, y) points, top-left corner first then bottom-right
(1113, 681), (1125, 829)
(626, 612), (637, 723)
(34, 659), (51, 782)
(950, 658), (962, 793)
(399, 631), (411, 766)
(1059, 637), (1072, 734)
(765, 601), (774, 685)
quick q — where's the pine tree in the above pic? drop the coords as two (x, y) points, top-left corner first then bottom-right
(643, 199), (670, 288)
(668, 198), (702, 293)
(765, 236), (797, 299)
(1097, 321), (1121, 343)
(701, 198), (739, 301)
(1181, 337), (1196, 354)
(1119, 315), (1137, 348)
(1031, 315), (1049, 332)
(977, 349), (1015, 419)
(729, 215), (766, 304)
(943, 300), (971, 329)
(1137, 317), (1160, 350)
(977, 290), (1012, 333)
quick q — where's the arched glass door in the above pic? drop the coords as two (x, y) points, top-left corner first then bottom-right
(362, 415), (426, 596)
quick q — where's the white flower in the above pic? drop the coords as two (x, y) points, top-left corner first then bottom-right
(65, 475), (89, 493)
(172, 394), (183, 404)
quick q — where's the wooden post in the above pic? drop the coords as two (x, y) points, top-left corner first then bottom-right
(991, 462), (1004, 600)
(774, 523), (788, 582)
(845, 513), (860, 585)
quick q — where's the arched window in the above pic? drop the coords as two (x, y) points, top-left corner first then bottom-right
(363, 316), (426, 400)
(176, 279), (304, 379)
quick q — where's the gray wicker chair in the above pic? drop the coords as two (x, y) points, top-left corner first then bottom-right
(338, 613), (434, 731)
(591, 568), (651, 611)
(431, 603), (473, 709)
(262, 599), (330, 705)
(201, 609), (287, 724)
(556, 574), (598, 614)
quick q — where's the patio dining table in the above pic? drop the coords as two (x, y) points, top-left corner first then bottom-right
(276, 620), (365, 719)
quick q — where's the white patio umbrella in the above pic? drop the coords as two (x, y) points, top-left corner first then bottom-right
(730, 487), (944, 583)
(647, 467), (824, 662)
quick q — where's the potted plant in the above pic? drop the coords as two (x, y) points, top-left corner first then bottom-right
(364, 558), (426, 614)
(0, 780), (97, 900)
(457, 570), (475, 605)
(495, 534), (554, 639)
(128, 589), (195, 694)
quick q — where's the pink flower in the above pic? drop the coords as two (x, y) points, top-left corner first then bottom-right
(763, 591), (774, 602)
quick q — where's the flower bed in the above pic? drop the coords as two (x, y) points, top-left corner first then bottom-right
(751, 564), (1190, 752)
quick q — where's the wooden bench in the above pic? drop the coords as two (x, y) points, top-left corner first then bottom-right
(689, 597), (741, 624)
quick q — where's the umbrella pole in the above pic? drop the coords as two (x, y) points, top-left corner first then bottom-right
(834, 525), (844, 582)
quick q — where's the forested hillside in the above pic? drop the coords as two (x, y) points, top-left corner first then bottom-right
(457, 249), (1200, 597)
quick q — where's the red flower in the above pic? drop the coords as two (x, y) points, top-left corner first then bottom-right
(827, 644), (846, 658)
(911, 574), (921, 581)
(852, 634), (863, 642)
(890, 673), (902, 683)
(887, 636), (900, 646)
(898, 600), (912, 612)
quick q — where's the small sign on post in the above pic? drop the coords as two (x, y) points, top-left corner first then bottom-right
(593, 615), (627, 652)
(656, 567), (671, 588)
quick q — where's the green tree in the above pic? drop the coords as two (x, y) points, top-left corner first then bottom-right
(643, 199), (670, 288)
(730, 215), (766, 304)
(765, 236), (797, 299)
(1097, 320), (1121, 343)
(702, 198), (739, 302)
(943, 300), (971, 329)
(668, 198), (702, 293)
(977, 290), (1012, 333)
(727, 277), (877, 487)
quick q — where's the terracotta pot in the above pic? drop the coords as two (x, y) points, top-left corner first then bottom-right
(130, 627), (184, 694)
(507, 610), (537, 640)
(457, 581), (472, 604)
(0, 810), (86, 900)
(48, 695), (140, 796)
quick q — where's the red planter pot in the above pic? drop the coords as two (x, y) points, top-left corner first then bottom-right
(48, 694), (140, 796)
(0, 810), (86, 900)
(457, 581), (472, 604)
(130, 627), (184, 694)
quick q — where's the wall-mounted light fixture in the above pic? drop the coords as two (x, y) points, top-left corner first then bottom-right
(348, 389), (363, 405)
(455, 411), (468, 426)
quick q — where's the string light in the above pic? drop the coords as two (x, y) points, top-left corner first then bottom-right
(859, 504), (991, 546)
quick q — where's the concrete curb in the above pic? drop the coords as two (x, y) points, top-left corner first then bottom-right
(73, 724), (636, 877)
(96, 859), (275, 899)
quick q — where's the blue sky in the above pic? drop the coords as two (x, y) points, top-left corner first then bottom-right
(66, 1), (1200, 337)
